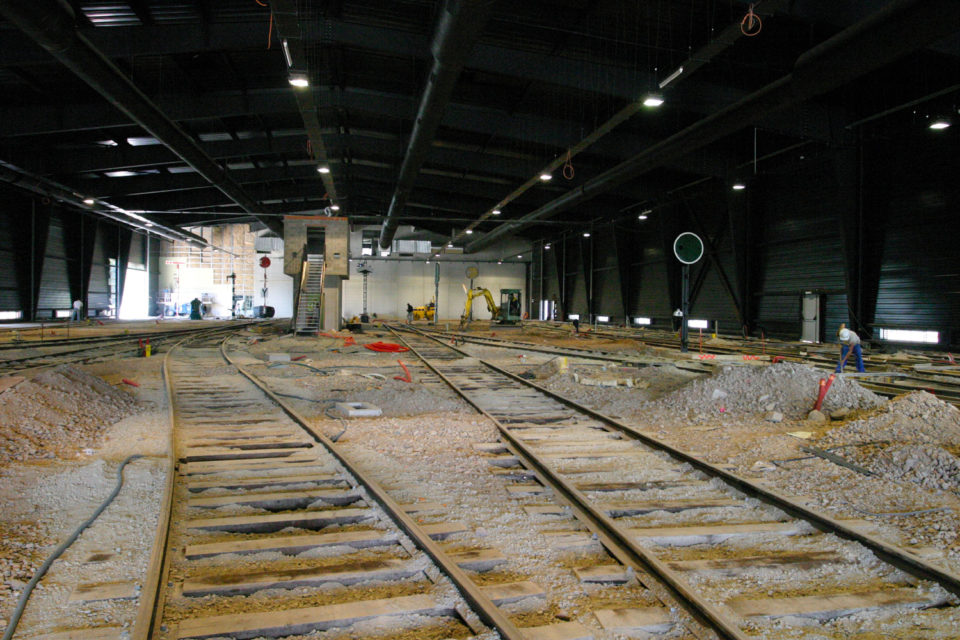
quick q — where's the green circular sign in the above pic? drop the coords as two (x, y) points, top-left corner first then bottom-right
(673, 232), (704, 264)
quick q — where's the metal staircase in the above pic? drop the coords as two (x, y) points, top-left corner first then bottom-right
(294, 254), (325, 334)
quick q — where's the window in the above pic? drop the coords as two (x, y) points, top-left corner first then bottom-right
(361, 230), (378, 256)
(568, 314), (580, 320)
(878, 328), (939, 344)
(56, 310), (72, 319)
(633, 317), (651, 325)
(0, 311), (22, 320)
(687, 319), (709, 329)
(596, 315), (610, 323)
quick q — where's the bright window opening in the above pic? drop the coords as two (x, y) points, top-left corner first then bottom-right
(633, 317), (652, 325)
(878, 328), (939, 344)
(0, 310), (22, 320)
(568, 314), (580, 320)
(596, 315), (610, 323)
(687, 319), (709, 329)
(56, 310), (72, 318)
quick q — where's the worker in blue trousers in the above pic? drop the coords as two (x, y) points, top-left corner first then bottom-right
(836, 324), (866, 373)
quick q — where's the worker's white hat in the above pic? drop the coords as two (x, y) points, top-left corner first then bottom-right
(839, 328), (851, 341)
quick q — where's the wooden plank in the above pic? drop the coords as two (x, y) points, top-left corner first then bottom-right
(420, 521), (469, 539)
(524, 505), (566, 516)
(629, 522), (805, 546)
(187, 508), (372, 533)
(480, 580), (546, 605)
(180, 559), (419, 597)
(178, 447), (305, 463)
(506, 483), (547, 496)
(540, 531), (599, 549)
(44, 628), (123, 640)
(187, 488), (360, 509)
(175, 593), (453, 639)
(400, 502), (447, 514)
(447, 548), (507, 571)
(184, 530), (397, 559)
(180, 455), (318, 475)
(727, 588), (947, 620)
(669, 551), (844, 576)
(68, 581), (138, 602)
(573, 564), (630, 584)
(0, 375), (25, 393)
(521, 621), (594, 640)
(602, 497), (740, 516)
(576, 480), (695, 492)
(185, 473), (342, 492)
(593, 607), (672, 632)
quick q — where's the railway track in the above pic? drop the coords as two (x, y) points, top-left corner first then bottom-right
(389, 325), (960, 639)
(0, 322), (264, 374)
(142, 329), (640, 640)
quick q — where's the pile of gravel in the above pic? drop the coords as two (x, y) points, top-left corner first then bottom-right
(0, 365), (142, 464)
(818, 391), (960, 447)
(870, 444), (960, 493)
(643, 361), (885, 421)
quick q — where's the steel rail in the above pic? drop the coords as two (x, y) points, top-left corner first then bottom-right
(394, 325), (960, 599)
(217, 336), (528, 640)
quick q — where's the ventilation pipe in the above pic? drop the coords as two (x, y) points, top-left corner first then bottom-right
(0, 0), (280, 234)
(378, 0), (492, 249)
(467, 0), (960, 252)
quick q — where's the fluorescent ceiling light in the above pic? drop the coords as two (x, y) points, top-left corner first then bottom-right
(732, 183), (746, 191)
(465, 229), (473, 234)
(929, 120), (951, 130)
(82, 197), (96, 205)
(544, 244), (551, 250)
(491, 209), (501, 215)
(583, 232), (591, 238)
(643, 94), (664, 107)
(539, 173), (552, 181)
(282, 39), (293, 68)
(330, 204), (340, 211)
(447, 243), (454, 248)
(517, 254), (522, 258)
(317, 166), (330, 174)
(658, 66), (684, 89)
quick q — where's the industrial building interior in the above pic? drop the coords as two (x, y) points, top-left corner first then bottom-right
(1, 1), (959, 639)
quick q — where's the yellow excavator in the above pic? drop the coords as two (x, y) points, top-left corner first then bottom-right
(459, 285), (522, 328)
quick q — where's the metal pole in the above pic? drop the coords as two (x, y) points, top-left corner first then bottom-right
(30, 200), (35, 321)
(681, 264), (690, 353)
(434, 262), (440, 325)
(539, 240), (544, 320)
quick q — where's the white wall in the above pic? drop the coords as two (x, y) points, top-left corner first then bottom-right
(342, 260), (526, 321)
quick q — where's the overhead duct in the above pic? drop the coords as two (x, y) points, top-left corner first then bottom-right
(378, 0), (492, 249)
(467, 0), (960, 252)
(0, 0), (280, 235)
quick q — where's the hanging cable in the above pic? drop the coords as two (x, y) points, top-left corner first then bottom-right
(741, 3), (762, 36)
(562, 151), (575, 180)
(267, 10), (274, 49)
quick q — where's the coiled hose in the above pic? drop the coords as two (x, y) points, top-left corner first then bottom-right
(2, 454), (146, 640)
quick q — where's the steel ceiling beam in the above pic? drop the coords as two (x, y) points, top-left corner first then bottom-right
(379, 0), (493, 248)
(467, 0), (960, 252)
(0, 0), (281, 234)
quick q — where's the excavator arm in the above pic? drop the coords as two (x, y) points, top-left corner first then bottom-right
(460, 285), (500, 327)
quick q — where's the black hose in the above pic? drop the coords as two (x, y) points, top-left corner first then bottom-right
(1, 454), (146, 640)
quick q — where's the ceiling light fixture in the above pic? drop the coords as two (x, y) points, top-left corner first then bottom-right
(517, 254), (522, 259)
(497, 260), (502, 264)
(82, 197), (96, 205)
(465, 229), (473, 234)
(330, 204), (340, 211)
(583, 232), (591, 238)
(929, 119), (951, 130)
(544, 244), (551, 250)
(447, 243), (454, 248)
(658, 66), (684, 89)
(732, 183), (746, 191)
(539, 173), (552, 181)
(317, 166), (330, 174)
(643, 94), (664, 108)
(491, 208), (501, 215)
(281, 39), (293, 68)
(288, 74), (309, 88)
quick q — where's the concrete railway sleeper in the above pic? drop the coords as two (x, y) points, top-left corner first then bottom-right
(139, 330), (592, 640)
(388, 325), (960, 639)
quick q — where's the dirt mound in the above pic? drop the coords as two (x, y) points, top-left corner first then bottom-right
(0, 365), (142, 464)
(644, 361), (885, 420)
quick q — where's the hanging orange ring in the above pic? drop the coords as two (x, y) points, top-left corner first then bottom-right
(741, 4), (762, 36)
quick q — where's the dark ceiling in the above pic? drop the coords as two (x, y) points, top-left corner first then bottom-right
(0, 0), (957, 248)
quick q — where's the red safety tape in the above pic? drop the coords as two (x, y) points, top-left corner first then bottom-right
(292, 355), (307, 361)
(364, 342), (410, 353)
(698, 354), (716, 360)
(394, 359), (412, 382)
(743, 355), (762, 360)
(122, 378), (140, 387)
